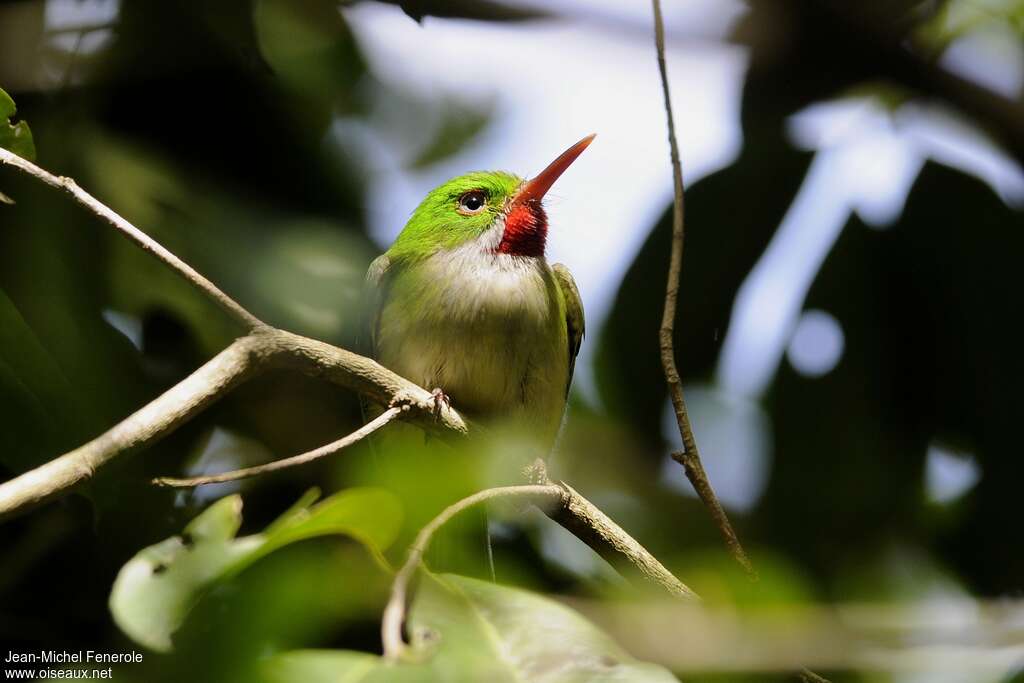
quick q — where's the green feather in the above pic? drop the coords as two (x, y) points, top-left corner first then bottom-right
(387, 171), (522, 262)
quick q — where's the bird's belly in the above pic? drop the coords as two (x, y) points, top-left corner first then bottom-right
(378, 255), (569, 444)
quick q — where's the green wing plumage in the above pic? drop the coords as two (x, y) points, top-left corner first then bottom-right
(363, 253), (392, 358)
(552, 263), (585, 396)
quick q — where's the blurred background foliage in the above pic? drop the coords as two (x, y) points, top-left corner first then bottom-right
(1, 1), (1023, 681)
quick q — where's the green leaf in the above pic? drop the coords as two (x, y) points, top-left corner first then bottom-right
(262, 651), (382, 683)
(261, 574), (678, 683)
(254, 0), (367, 128)
(407, 574), (679, 682)
(0, 288), (86, 473)
(110, 488), (403, 653)
(0, 87), (36, 161)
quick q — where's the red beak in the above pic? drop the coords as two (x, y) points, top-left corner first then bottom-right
(516, 134), (596, 205)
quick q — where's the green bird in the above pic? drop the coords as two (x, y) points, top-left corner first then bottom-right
(365, 135), (592, 457)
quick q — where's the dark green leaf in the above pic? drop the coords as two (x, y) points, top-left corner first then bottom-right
(0, 288), (85, 473)
(380, 0), (552, 24)
(0, 87), (35, 161)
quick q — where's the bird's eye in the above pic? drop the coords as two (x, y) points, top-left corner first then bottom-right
(457, 191), (487, 214)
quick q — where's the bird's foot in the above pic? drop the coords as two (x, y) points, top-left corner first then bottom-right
(429, 388), (451, 420)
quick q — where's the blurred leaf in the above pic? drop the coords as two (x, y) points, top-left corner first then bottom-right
(110, 488), (403, 652)
(405, 573), (678, 681)
(374, 0), (553, 24)
(915, 0), (1024, 51)
(262, 650), (381, 682)
(263, 573), (678, 682)
(0, 87), (35, 160)
(255, 0), (367, 128)
(408, 100), (494, 169)
(79, 135), (375, 351)
(0, 289), (82, 473)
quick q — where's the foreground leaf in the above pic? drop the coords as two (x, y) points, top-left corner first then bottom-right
(0, 87), (35, 160)
(262, 573), (678, 682)
(110, 488), (402, 652)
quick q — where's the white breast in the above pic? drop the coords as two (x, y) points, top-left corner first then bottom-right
(376, 227), (570, 446)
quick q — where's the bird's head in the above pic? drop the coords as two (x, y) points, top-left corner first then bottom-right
(388, 135), (595, 261)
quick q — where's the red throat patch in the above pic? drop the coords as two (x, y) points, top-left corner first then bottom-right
(497, 202), (548, 258)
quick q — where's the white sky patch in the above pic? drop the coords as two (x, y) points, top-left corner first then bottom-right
(519, 0), (749, 39)
(716, 151), (852, 397)
(42, 0), (119, 85)
(177, 427), (274, 505)
(925, 442), (981, 505)
(44, 0), (119, 30)
(340, 1), (747, 399)
(900, 102), (1024, 208)
(102, 308), (143, 350)
(940, 21), (1024, 100)
(787, 309), (844, 378)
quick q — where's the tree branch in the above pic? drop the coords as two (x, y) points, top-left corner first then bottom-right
(381, 482), (697, 660)
(650, 0), (754, 577)
(542, 480), (697, 599)
(0, 325), (468, 521)
(152, 405), (406, 487)
(0, 147), (264, 331)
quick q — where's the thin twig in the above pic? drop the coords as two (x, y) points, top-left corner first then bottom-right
(153, 406), (405, 487)
(650, 0), (754, 577)
(381, 482), (697, 660)
(0, 147), (264, 330)
(650, 9), (833, 681)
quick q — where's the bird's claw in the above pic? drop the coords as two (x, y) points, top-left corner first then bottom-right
(429, 388), (451, 419)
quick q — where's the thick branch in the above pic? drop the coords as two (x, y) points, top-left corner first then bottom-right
(650, 0), (753, 577)
(153, 405), (406, 487)
(381, 482), (696, 660)
(0, 147), (264, 330)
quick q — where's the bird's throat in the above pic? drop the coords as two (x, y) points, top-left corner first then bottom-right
(497, 202), (547, 258)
